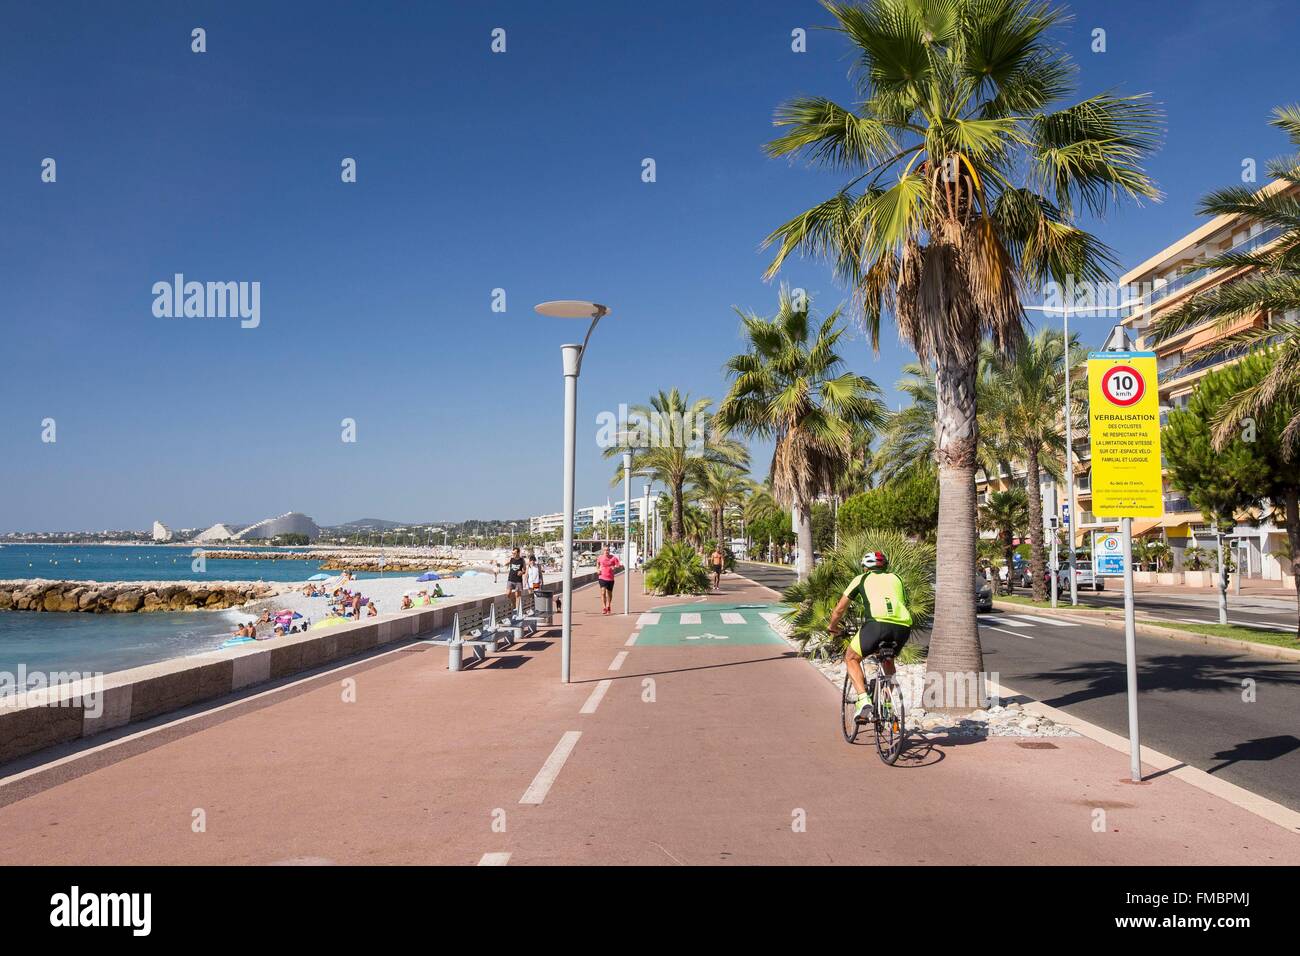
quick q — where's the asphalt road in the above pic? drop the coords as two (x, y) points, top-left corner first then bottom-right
(1035, 585), (1299, 634)
(737, 562), (1300, 810)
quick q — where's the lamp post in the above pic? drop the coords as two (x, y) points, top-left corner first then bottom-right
(623, 450), (632, 615)
(535, 300), (611, 683)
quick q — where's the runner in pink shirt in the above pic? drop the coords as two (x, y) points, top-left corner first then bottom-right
(596, 546), (621, 615)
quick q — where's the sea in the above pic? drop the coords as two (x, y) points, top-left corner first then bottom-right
(0, 544), (388, 678)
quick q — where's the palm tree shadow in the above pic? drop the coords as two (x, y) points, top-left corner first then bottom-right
(1017, 653), (1300, 709)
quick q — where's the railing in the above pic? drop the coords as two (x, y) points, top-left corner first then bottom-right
(1120, 225), (1282, 319)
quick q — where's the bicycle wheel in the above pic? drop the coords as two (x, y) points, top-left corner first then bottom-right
(840, 673), (861, 744)
(873, 678), (906, 765)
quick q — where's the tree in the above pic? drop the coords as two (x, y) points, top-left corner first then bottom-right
(979, 488), (1029, 593)
(982, 329), (1085, 600)
(717, 287), (885, 581)
(763, 0), (1159, 699)
(606, 389), (747, 543)
(839, 468), (940, 540)
(1165, 354), (1299, 630)
(693, 463), (754, 547)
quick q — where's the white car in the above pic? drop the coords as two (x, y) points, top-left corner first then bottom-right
(1057, 560), (1104, 591)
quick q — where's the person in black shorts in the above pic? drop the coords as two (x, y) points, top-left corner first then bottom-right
(505, 547), (526, 604)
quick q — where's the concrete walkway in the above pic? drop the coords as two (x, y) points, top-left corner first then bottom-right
(1, 574), (1297, 865)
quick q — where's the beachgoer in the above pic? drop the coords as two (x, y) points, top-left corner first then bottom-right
(367, 602), (378, 617)
(527, 557), (541, 591)
(402, 594), (413, 610)
(506, 547), (525, 602)
(709, 547), (724, 589)
(596, 546), (620, 615)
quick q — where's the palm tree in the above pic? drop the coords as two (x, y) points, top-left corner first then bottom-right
(605, 389), (747, 543)
(694, 463), (755, 546)
(762, 0), (1160, 694)
(979, 488), (1029, 593)
(717, 287), (886, 580)
(982, 328), (1086, 599)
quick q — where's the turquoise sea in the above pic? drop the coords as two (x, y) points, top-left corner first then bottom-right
(0, 544), (390, 677)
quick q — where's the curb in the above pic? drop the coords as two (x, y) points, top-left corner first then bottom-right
(990, 677), (1300, 836)
(992, 599), (1300, 662)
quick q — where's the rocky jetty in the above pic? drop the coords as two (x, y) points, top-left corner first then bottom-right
(195, 549), (464, 574)
(0, 579), (279, 613)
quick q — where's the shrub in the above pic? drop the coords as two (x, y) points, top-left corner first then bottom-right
(645, 542), (711, 595)
(780, 530), (935, 661)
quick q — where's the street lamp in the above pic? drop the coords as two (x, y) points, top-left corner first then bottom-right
(534, 299), (612, 683)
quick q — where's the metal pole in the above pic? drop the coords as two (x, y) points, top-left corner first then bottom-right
(1050, 485), (1058, 608)
(622, 450), (631, 615)
(1063, 301), (1078, 606)
(1216, 529), (1228, 624)
(560, 344), (581, 683)
(1121, 516), (1142, 782)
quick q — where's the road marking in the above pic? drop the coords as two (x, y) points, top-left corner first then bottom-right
(478, 852), (511, 866)
(679, 613), (701, 625)
(625, 631), (639, 646)
(520, 731), (582, 805)
(1002, 614), (1079, 627)
(981, 624), (1035, 639)
(637, 613), (660, 626)
(608, 651), (628, 671)
(580, 679), (613, 715)
(979, 615), (1031, 628)
(720, 612), (746, 624)
(760, 612), (784, 627)
(1177, 617), (1295, 633)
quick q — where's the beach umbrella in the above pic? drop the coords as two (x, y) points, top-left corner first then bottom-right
(308, 573), (330, 581)
(417, 571), (441, 582)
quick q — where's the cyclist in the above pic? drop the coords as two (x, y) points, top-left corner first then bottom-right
(828, 551), (912, 723)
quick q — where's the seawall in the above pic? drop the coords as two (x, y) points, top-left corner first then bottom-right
(0, 579), (279, 613)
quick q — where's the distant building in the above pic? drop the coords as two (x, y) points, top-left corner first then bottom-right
(193, 523), (238, 543)
(234, 512), (320, 542)
(151, 521), (172, 542)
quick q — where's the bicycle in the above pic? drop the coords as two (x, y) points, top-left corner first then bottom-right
(840, 644), (907, 765)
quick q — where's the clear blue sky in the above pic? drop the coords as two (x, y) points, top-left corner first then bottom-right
(3, 0), (1297, 531)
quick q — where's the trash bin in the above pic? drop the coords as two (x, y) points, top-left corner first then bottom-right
(534, 589), (556, 625)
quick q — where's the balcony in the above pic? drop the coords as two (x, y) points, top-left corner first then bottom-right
(1121, 225), (1283, 319)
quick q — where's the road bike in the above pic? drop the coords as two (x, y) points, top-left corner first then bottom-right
(840, 644), (906, 765)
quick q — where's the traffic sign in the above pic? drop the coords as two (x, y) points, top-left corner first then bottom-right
(1088, 352), (1164, 518)
(1095, 531), (1125, 576)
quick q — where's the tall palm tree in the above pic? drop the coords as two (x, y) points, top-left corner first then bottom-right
(979, 488), (1029, 594)
(694, 462), (755, 546)
(982, 328), (1085, 599)
(762, 0), (1159, 696)
(717, 287), (886, 580)
(605, 389), (748, 543)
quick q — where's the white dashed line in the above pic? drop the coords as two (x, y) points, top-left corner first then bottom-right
(478, 852), (511, 866)
(637, 613), (660, 626)
(680, 613), (701, 625)
(1003, 614), (1079, 627)
(520, 731), (582, 805)
(581, 679), (613, 714)
(981, 624), (1035, 639)
(721, 612), (746, 624)
(608, 651), (628, 671)
(979, 615), (1031, 628)
(625, 631), (639, 646)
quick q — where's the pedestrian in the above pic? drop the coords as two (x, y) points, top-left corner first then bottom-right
(505, 547), (525, 603)
(709, 545), (724, 590)
(596, 545), (621, 615)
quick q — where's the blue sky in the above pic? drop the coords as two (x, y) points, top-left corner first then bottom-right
(3, 0), (1297, 531)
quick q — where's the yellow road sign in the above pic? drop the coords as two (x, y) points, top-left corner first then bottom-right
(1087, 351), (1164, 518)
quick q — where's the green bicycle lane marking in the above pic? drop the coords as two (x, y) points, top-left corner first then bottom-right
(634, 602), (787, 646)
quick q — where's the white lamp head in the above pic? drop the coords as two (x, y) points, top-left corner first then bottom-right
(534, 300), (610, 319)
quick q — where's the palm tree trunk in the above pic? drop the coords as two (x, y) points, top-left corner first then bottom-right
(671, 479), (684, 543)
(1026, 449), (1047, 602)
(925, 352), (983, 711)
(1002, 531), (1014, 596)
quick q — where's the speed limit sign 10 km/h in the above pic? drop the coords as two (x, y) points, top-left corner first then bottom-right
(1087, 351), (1164, 518)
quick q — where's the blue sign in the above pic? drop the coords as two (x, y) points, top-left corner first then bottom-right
(1061, 503), (1071, 527)
(1097, 555), (1125, 575)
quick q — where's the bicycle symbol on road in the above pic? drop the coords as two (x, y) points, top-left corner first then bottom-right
(684, 633), (730, 641)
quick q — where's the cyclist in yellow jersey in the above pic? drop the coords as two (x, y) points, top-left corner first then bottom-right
(828, 551), (912, 722)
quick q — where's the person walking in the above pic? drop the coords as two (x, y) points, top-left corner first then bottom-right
(709, 546), (725, 590)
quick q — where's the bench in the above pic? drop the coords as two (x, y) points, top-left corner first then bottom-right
(491, 596), (537, 643)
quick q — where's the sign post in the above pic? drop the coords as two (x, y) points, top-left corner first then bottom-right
(1088, 351), (1163, 783)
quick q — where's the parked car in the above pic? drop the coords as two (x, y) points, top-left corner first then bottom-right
(1057, 560), (1104, 591)
(976, 574), (994, 612)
